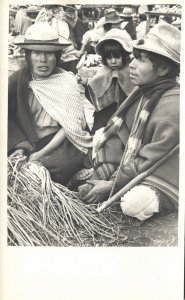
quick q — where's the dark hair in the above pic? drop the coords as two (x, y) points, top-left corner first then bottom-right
(24, 49), (62, 73)
(103, 23), (113, 32)
(133, 47), (180, 77)
(44, 5), (59, 10)
(139, 14), (147, 22)
(100, 40), (130, 67)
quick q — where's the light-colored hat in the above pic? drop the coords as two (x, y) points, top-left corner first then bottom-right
(14, 22), (71, 51)
(101, 8), (123, 26)
(96, 28), (132, 55)
(132, 23), (180, 65)
(26, 5), (38, 14)
(120, 7), (134, 18)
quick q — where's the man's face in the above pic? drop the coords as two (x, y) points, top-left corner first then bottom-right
(129, 52), (159, 86)
(30, 50), (56, 79)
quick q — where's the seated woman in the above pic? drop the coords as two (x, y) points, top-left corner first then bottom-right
(8, 22), (92, 185)
(85, 28), (134, 133)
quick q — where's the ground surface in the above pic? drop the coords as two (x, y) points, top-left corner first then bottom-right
(85, 205), (178, 247)
(58, 204), (178, 247)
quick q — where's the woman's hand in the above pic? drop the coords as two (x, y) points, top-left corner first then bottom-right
(10, 149), (25, 158)
(29, 151), (43, 162)
(82, 180), (113, 204)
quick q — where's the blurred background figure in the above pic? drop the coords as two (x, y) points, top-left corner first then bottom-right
(35, 5), (71, 41)
(76, 8), (123, 57)
(14, 5), (35, 34)
(120, 7), (136, 40)
(136, 13), (147, 39)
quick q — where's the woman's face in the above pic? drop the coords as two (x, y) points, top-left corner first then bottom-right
(30, 51), (57, 79)
(106, 55), (123, 70)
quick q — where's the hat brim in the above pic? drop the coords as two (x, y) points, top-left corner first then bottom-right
(14, 34), (71, 51)
(132, 39), (180, 65)
(102, 18), (123, 26)
(96, 37), (132, 55)
(120, 14), (135, 18)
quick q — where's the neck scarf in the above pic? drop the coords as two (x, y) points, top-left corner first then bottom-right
(93, 77), (177, 179)
(29, 71), (92, 154)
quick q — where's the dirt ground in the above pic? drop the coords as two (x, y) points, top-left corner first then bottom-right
(91, 205), (178, 247)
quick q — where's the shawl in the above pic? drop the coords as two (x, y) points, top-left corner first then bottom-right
(93, 77), (177, 180)
(88, 65), (134, 111)
(29, 71), (92, 154)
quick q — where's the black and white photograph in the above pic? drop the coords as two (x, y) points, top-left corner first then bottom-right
(7, 2), (181, 247)
(1, 1), (184, 299)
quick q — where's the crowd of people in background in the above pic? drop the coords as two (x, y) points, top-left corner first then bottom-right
(8, 4), (181, 221)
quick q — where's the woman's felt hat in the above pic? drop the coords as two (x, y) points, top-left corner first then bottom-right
(132, 23), (181, 65)
(96, 28), (132, 55)
(14, 22), (71, 51)
(101, 9), (123, 26)
(120, 7), (134, 18)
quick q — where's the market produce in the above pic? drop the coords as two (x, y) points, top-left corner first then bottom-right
(83, 54), (102, 68)
(7, 157), (117, 246)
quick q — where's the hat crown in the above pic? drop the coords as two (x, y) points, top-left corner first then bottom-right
(105, 28), (132, 49)
(104, 8), (121, 23)
(148, 23), (181, 59)
(25, 22), (58, 42)
(132, 23), (181, 64)
(26, 5), (38, 12)
(122, 7), (133, 16)
(96, 28), (132, 55)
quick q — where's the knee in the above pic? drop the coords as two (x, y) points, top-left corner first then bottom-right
(120, 185), (159, 221)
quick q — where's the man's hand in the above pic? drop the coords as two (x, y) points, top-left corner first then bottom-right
(82, 180), (113, 204)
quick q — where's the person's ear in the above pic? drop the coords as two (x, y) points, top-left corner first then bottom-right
(158, 64), (169, 77)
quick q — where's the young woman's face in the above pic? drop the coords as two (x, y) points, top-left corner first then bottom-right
(129, 52), (159, 86)
(106, 55), (123, 70)
(30, 51), (56, 79)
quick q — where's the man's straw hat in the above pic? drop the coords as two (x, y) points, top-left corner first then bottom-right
(14, 22), (71, 51)
(96, 28), (132, 55)
(132, 23), (181, 65)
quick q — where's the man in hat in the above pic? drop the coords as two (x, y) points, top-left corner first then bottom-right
(79, 23), (180, 221)
(120, 7), (136, 40)
(76, 8), (123, 57)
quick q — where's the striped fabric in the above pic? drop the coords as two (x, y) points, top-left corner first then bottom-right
(122, 96), (149, 166)
(143, 175), (179, 207)
(92, 78), (177, 181)
(29, 71), (93, 154)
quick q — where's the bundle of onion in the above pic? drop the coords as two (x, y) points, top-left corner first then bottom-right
(7, 157), (118, 246)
